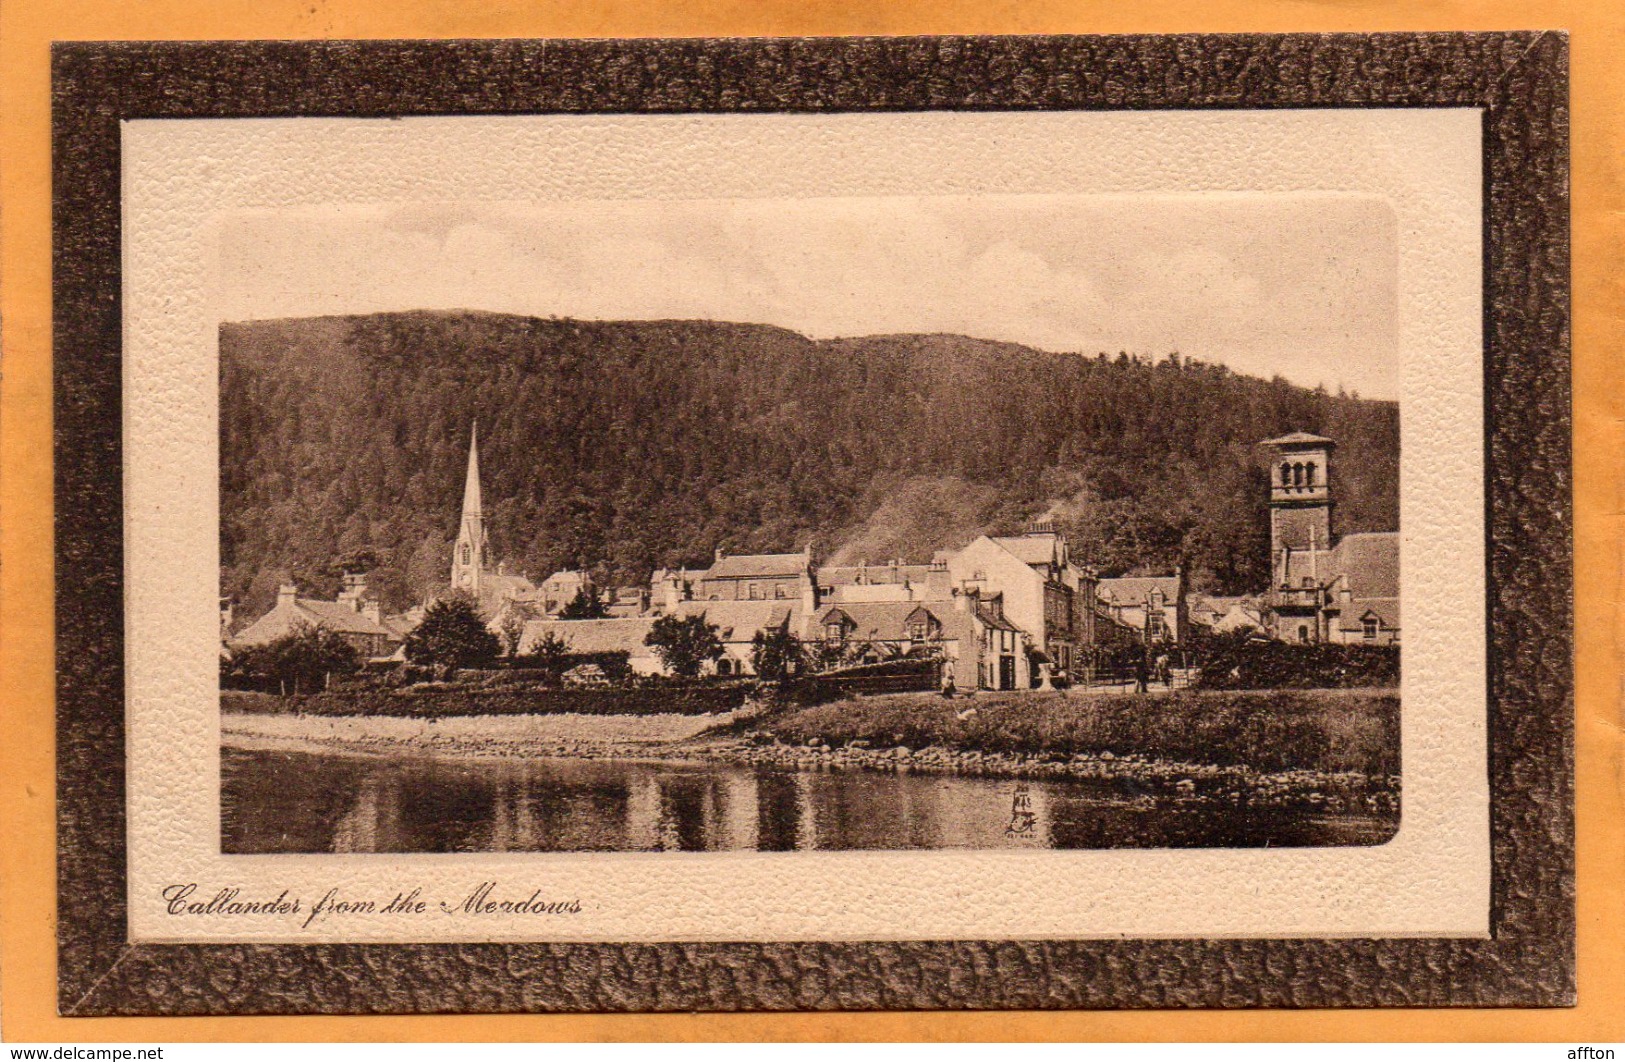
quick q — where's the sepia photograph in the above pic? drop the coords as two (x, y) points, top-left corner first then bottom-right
(39, 30), (1577, 1018)
(216, 194), (1404, 856)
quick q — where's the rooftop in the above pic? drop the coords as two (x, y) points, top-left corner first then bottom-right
(705, 552), (810, 581)
(1261, 431), (1337, 449)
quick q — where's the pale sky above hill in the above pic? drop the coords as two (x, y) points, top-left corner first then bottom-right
(215, 192), (1400, 399)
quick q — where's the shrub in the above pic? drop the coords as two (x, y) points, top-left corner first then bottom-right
(1194, 632), (1399, 690)
(645, 614), (723, 678)
(749, 628), (805, 684)
(404, 595), (500, 674)
(225, 622), (359, 695)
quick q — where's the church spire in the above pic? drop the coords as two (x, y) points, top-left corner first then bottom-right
(450, 423), (487, 594)
(462, 421), (482, 518)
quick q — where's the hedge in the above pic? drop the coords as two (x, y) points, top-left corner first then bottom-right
(220, 682), (749, 718)
(1194, 636), (1399, 690)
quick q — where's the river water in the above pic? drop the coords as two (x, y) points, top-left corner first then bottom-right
(221, 747), (1393, 852)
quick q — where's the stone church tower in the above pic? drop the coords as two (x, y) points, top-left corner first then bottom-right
(450, 424), (488, 596)
(1263, 431), (1336, 563)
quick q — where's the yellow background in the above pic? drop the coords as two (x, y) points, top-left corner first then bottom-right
(2, 0), (1620, 1043)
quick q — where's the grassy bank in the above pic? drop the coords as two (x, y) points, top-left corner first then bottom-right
(761, 688), (1398, 777)
(221, 681), (749, 718)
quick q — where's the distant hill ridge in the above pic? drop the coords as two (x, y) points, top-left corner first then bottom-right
(221, 310), (1399, 615)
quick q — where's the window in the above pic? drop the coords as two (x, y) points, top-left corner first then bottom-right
(1362, 617), (1379, 641)
(460, 545), (471, 565)
(1305, 462), (1317, 488)
(1280, 462), (1292, 486)
(774, 584), (787, 599)
(825, 622), (845, 645)
(1292, 462), (1304, 487)
(748, 583), (761, 600)
(908, 621), (929, 641)
(1298, 624), (1310, 643)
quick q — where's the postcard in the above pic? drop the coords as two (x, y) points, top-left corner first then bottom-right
(51, 33), (1572, 1013)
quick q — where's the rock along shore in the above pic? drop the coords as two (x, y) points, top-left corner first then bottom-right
(221, 709), (1398, 818)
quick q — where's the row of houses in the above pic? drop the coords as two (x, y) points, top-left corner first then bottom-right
(226, 430), (1399, 689)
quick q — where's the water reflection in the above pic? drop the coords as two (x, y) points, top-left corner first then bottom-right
(221, 748), (1392, 854)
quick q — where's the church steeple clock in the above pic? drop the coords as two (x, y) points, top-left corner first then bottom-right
(450, 423), (487, 596)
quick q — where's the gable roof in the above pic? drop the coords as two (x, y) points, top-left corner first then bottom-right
(518, 617), (657, 657)
(989, 534), (1062, 567)
(1331, 532), (1400, 600)
(817, 601), (981, 644)
(1096, 576), (1181, 608)
(675, 600), (799, 641)
(1336, 599), (1401, 632)
(231, 596), (397, 648)
(704, 553), (809, 580)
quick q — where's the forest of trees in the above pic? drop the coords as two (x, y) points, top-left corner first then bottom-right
(220, 311), (1399, 618)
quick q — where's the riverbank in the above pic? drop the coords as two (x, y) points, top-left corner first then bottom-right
(222, 710), (730, 760)
(222, 687), (1399, 820)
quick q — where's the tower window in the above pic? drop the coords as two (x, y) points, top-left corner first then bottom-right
(1305, 462), (1317, 488)
(1280, 462), (1292, 487)
(460, 545), (470, 565)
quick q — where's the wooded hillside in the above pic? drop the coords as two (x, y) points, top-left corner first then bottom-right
(221, 311), (1399, 615)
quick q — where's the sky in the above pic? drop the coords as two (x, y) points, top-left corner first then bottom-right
(214, 192), (1400, 400)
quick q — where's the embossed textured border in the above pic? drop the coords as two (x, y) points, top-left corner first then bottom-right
(53, 33), (1571, 1014)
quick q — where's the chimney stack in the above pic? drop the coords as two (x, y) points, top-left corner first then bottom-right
(277, 583), (298, 609)
(338, 572), (368, 611)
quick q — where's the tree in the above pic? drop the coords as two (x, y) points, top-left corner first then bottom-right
(526, 630), (573, 686)
(749, 627), (804, 684)
(233, 622), (359, 695)
(404, 595), (499, 674)
(557, 586), (607, 620)
(644, 613), (723, 678)
(495, 605), (538, 658)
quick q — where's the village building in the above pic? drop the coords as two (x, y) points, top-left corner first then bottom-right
(1262, 432), (1401, 645)
(692, 547), (815, 603)
(1094, 572), (1189, 645)
(1188, 593), (1267, 636)
(813, 594), (1028, 690)
(603, 586), (650, 618)
(516, 617), (666, 675)
(673, 599), (805, 677)
(538, 569), (594, 615)
(815, 559), (948, 603)
(229, 573), (403, 660)
(946, 528), (1087, 679)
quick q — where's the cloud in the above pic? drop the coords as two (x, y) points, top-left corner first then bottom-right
(215, 193), (1398, 399)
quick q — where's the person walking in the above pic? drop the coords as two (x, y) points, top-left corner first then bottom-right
(1133, 656), (1149, 694)
(939, 659), (957, 699)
